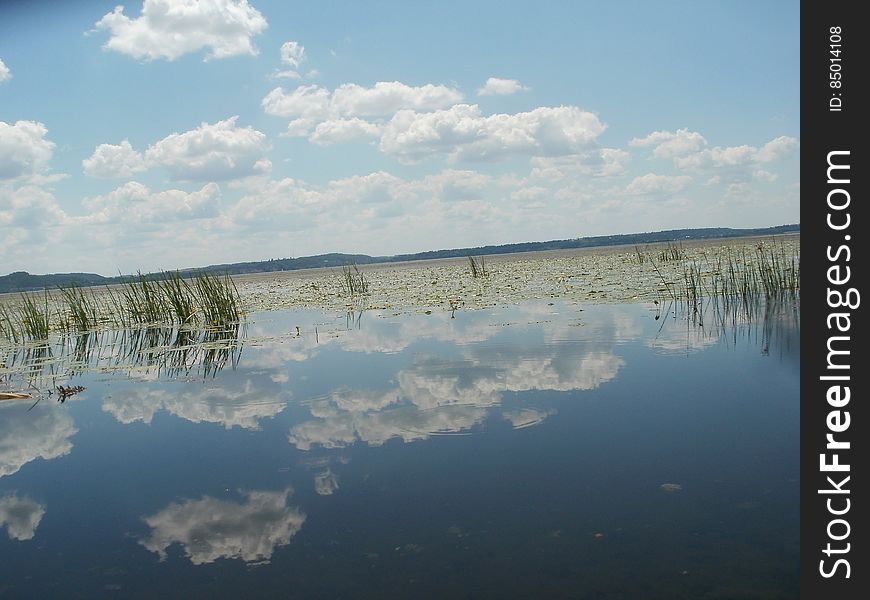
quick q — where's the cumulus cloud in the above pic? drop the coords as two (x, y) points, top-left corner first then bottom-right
(82, 140), (147, 178)
(140, 488), (305, 565)
(262, 81), (463, 120)
(144, 116), (270, 181)
(625, 173), (692, 195)
(755, 136), (799, 162)
(0, 495), (46, 541)
(280, 41), (305, 67)
(631, 129), (799, 174)
(82, 181), (221, 223)
(1, 185), (68, 229)
(477, 77), (529, 96)
(309, 118), (381, 146)
(0, 58), (10, 83)
(380, 104), (606, 163)
(84, 117), (270, 181)
(629, 128), (707, 159)
(94, 0), (268, 61)
(0, 403), (77, 479)
(530, 148), (630, 179)
(0, 120), (56, 181)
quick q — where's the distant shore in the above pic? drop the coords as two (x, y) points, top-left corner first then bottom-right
(234, 233), (800, 314)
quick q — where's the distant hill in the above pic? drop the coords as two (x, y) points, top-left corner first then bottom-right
(0, 224), (799, 294)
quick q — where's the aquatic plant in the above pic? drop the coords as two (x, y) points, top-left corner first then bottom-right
(0, 270), (243, 345)
(18, 291), (51, 341)
(467, 255), (488, 278)
(340, 264), (369, 298)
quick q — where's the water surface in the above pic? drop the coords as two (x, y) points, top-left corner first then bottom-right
(0, 300), (799, 599)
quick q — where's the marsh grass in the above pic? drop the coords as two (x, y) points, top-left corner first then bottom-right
(0, 271), (243, 344)
(59, 285), (102, 332)
(340, 264), (369, 298)
(19, 291), (51, 341)
(658, 241), (685, 262)
(650, 240), (799, 319)
(467, 255), (488, 278)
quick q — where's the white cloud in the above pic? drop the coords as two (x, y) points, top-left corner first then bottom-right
(414, 169), (492, 203)
(262, 85), (332, 120)
(82, 181), (221, 223)
(272, 69), (302, 80)
(140, 489), (305, 565)
(309, 118), (381, 146)
(280, 41), (305, 67)
(625, 173), (692, 195)
(753, 169), (778, 182)
(380, 104), (606, 163)
(477, 77), (529, 96)
(283, 118), (316, 137)
(82, 140), (147, 178)
(0, 120), (56, 181)
(633, 129), (799, 174)
(144, 116), (270, 181)
(0, 58), (10, 83)
(530, 148), (630, 180)
(756, 136), (799, 162)
(1, 185), (68, 229)
(331, 81), (464, 117)
(94, 0), (268, 61)
(0, 495), (46, 541)
(0, 403), (77, 479)
(272, 41), (306, 79)
(262, 81), (463, 120)
(629, 128), (707, 159)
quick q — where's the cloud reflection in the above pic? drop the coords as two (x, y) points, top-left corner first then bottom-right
(0, 402), (77, 478)
(140, 488), (305, 565)
(0, 494), (46, 541)
(102, 378), (288, 430)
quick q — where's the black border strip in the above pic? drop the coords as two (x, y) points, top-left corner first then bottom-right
(801, 3), (865, 597)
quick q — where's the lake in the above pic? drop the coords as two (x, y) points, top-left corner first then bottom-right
(0, 299), (799, 598)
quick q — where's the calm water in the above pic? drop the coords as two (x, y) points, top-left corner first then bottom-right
(0, 300), (799, 599)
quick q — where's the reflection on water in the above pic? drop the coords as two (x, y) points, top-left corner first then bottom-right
(0, 494), (45, 541)
(0, 299), (799, 598)
(1, 324), (244, 385)
(0, 401), (77, 478)
(140, 488), (305, 565)
(102, 378), (288, 430)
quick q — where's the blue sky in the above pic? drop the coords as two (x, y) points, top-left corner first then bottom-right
(0, 0), (799, 275)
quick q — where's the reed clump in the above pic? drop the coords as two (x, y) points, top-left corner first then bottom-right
(653, 241), (799, 313)
(0, 271), (243, 343)
(467, 255), (488, 278)
(340, 264), (369, 298)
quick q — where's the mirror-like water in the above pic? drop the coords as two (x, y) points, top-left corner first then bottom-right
(0, 300), (799, 599)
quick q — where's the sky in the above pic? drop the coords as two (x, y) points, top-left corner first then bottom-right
(0, 0), (799, 276)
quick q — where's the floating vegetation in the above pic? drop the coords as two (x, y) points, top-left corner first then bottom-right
(340, 264), (369, 299)
(467, 255), (488, 278)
